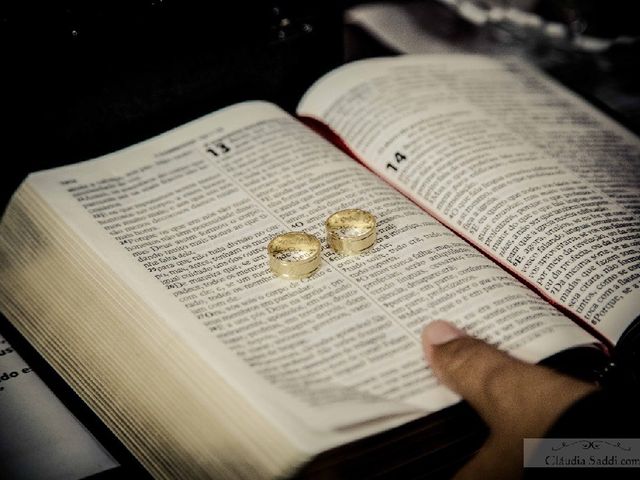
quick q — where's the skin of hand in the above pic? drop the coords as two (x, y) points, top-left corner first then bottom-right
(422, 320), (599, 480)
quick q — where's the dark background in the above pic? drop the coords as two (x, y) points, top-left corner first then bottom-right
(1, 1), (344, 210)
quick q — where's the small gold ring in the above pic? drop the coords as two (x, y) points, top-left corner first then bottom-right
(267, 232), (322, 279)
(325, 209), (377, 255)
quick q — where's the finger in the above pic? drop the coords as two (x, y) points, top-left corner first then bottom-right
(422, 320), (523, 418)
(422, 320), (597, 432)
(452, 436), (522, 480)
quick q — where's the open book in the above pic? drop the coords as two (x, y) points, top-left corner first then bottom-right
(1, 54), (639, 479)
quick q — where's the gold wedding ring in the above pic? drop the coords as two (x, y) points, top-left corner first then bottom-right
(267, 232), (321, 279)
(326, 209), (377, 255)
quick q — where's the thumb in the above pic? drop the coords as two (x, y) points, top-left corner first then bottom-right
(421, 320), (597, 435)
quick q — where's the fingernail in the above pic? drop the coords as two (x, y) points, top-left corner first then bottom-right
(422, 320), (466, 346)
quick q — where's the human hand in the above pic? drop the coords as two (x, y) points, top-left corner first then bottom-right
(422, 320), (599, 479)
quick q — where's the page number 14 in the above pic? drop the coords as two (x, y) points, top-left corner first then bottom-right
(386, 152), (407, 172)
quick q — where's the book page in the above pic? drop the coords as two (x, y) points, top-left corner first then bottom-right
(297, 55), (640, 345)
(23, 101), (595, 449)
(0, 332), (118, 479)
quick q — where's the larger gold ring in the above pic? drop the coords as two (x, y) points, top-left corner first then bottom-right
(326, 209), (377, 255)
(267, 232), (322, 279)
